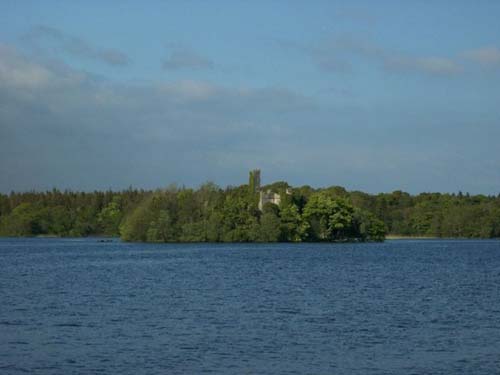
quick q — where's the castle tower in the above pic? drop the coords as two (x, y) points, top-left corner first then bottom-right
(249, 169), (261, 193)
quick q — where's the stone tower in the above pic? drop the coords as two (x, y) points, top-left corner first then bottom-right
(249, 169), (261, 193)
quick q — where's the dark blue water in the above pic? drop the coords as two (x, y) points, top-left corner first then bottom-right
(1, 238), (499, 374)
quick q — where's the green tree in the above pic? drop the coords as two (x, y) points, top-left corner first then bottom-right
(353, 208), (386, 241)
(48, 206), (73, 236)
(147, 210), (176, 242)
(302, 192), (354, 241)
(258, 211), (281, 242)
(120, 198), (154, 242)
(206, 211), (223, 242)
(97, 196), (122, 236)
(0, 203), (42, 236)
(279, 203), (307, 241)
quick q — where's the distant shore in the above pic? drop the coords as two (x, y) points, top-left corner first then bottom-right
(1, 176), (499, 240)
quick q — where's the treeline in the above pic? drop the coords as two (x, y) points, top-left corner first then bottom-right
(0, 189), (146, 237)
(0, 183), (499, 241)
(119, 183), (385, 242)
(350, 190), (500, 238)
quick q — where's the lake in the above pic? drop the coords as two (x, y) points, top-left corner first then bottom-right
(1, 238), (499, 374)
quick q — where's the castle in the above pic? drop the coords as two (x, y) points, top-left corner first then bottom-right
(249, 169), (291, 211)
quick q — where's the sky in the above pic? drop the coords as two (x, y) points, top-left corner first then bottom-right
(1, 1), (500, 194)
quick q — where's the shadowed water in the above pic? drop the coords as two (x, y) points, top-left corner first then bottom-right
(1, 238), (499, 374)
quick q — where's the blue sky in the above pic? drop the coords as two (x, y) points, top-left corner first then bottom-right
(1, 1), (500, 194)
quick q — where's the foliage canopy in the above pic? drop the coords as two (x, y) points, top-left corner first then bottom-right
(1, 182), (499, 241)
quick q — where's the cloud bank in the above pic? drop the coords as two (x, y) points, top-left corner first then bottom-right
(462, 46), (500, 67)
(302, 35), (497, 76)
(23, 25), (130, 66)
(1, 40), (499, 194)
(0, 43), (315, 191)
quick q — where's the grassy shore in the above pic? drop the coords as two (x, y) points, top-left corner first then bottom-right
(385, 235), (440, 240)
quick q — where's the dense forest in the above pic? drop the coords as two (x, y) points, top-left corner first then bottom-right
(1, 176), (499, 241)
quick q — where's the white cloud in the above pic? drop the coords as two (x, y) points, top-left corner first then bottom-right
(385, 56), (461, 75)
(415, 57), (461, 75)
(462, 46), (500, 66)
(0, 45), (52, 89)
(304, 34), (462, 76)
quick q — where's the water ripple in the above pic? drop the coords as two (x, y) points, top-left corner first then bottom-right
(1, 238), (499, 374)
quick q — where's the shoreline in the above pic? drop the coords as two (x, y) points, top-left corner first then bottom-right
(386, 235), (499, 240)
(386, 235), (440, 240)
(1, 235), (498, 242)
